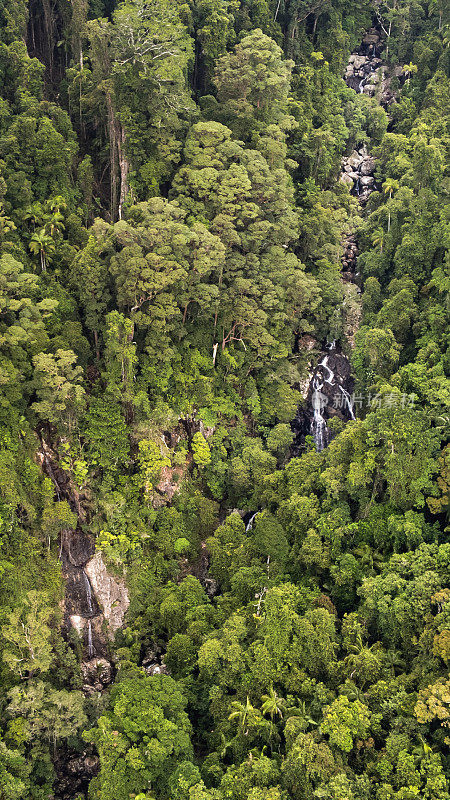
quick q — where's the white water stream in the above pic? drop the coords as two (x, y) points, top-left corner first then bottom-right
(83, 571), (93, 615)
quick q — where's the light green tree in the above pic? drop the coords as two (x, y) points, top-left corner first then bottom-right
(321, 695), (371, 752)
(2, 591), (54, 679)
(31, 349), (85, 433)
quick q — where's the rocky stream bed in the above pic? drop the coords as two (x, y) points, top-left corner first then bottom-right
(293, 24), (399, 453)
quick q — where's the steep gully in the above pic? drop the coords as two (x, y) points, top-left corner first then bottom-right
(44, 25), (392, 797)
(48, 25), (389, 678)
(39, 436), (128, 797)
(293, 25), (392, 453)
(50, 25), (387, 661)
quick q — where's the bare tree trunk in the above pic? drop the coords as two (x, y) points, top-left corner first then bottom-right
(105, 90), (119, 222)
(93, 330), (100, 362)
(41, 0), (55, 78)
(117, 126), (131, 220)
(106, 91), (131, 221)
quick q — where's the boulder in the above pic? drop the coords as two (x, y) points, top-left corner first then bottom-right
(360, 175), (374, 187)
(81, 657), (113, 687)
(360, 157), (376, 175)
(204, 577), (219, 598)
(352, 55), (367, 70)
(340, 173), (354, 188)
(142, 643), (163, 665)
(297, 334), (317, 351)
(144, 659), (170, 677)
(67, 754), (99, 777)
(363, 33), (380, 45)
(347, 151), (363, 168)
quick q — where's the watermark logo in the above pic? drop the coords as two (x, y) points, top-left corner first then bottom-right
(332, 392), (416, 411)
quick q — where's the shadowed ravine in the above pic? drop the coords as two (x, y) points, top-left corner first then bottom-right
(296, 24), (394, 453)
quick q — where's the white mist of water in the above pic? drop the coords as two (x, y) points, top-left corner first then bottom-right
(339, 386), (356, 420)
(246, 512), (258, 532)
(319, 355), (335, 385)
(83, 571), (93, 615)
(311, 375), (328, 452)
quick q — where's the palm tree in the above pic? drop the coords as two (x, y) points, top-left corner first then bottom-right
(261, 686), (285, 721)
(229, 696), (256, 736)
(382, 178), (399, 231)
(285, 699), (318, 731)
(218, 733), (233, 760)
(412, 734), (433, 765)
(48, 196), (68, 214)
(343, 636), (379, 688)
(44, 210), (65, 237)
(384, 648), (405, 676)
(402, 62), (418, 85)
(29, 230), (55, 272)
(371, 227), (385, 253)
(23, 202), (44, 231)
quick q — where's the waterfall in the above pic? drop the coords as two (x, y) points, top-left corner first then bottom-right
(319, 356), (334, 385)
(339, 386), (356, 420)
(87, 620), (94, 658)
(306, 346), (356, 453)
(311, 375), (328, 452)
(246, 512), (258, 532)
(83, 571), (93, 615)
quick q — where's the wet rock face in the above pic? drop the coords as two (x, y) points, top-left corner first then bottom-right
(340, 146), (376, 204)
(344, 28), (383, 92)
(81, 657), (114, 694)
(341, 232), (359, 281)
(61, 528), (128, 673)
(63, 564), (99, 619)
(141, 643), (170, 677)
(55, 751), (99, 800)
(61, 527), (95, 567)
(292, 344), (355, 454)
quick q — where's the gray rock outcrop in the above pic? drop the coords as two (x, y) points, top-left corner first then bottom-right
(84, 552), (129, 634)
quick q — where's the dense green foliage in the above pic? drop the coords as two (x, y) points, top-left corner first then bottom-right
(0, 0), (448, 798)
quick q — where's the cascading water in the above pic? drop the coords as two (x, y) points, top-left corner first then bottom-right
(246, 512), (258, 532)
(339, 386), (356, 420)
(300, 26), (386, 452)
(295, 340), (355, 454)
(311, 374), (328, 452)
(320, 356), (334, 385)
(87, 620), (94, 658)
(83, 571), (93, 615)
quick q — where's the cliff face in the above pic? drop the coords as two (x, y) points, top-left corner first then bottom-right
(40, 439), (129, 691)
(84, 551), (129, 635)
